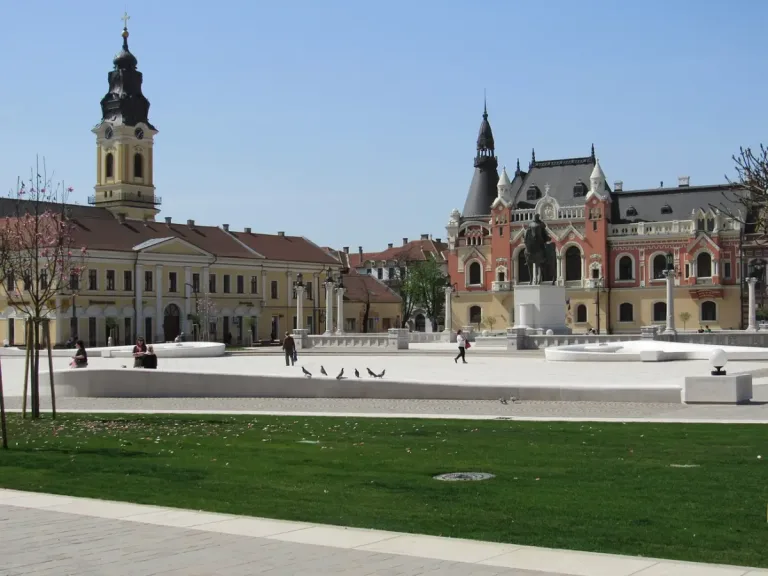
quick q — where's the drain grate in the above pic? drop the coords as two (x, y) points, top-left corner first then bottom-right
(433, 472), (495, 482)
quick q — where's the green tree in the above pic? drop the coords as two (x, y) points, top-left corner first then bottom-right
(402, 258), (448, 332)
(679, 311), (691, 330)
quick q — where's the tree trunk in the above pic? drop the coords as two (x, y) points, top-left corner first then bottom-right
(44, 320), (56, 419)
(22, 321), (31, 419)
(32, 320), (40, 419)
(0, 357), (7, 449)
(362, 303), (370, 333)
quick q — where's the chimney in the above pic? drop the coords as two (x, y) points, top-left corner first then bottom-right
(614, 180), (623, 192)
(223, 223), (230, 231)
(116, 213), (126, 224)
(277, 231), (285, 237)
(420, 233), (429, 240)
(678, 176), (690, 187)
(343, 247), (349, 254)
(244, 227), (252, 233)
(387, 243), (393, 249)
(402, 237), (408, 245)
(659, 181), (664, 188)
(164, 217), (172, 225)
(358, 246), (363, 259)
(187, 219), (195, 227)
(435, 238), (441, 243)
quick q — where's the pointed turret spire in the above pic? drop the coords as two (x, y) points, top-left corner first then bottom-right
(591, 143), (596, 160)
(515, 158), (521, 174)
(100, 13), (155, 128)
(498, 166), (511, 187)
(461, 99), (499, 218)
(529, 148), (536, 170)
(476, 95), (495, 153)
(587, 158), (608, 201)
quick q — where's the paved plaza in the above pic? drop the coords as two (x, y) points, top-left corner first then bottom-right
(2, 489), (766, 576)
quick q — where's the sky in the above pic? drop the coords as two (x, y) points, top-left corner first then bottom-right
(1, 0), (766, 251)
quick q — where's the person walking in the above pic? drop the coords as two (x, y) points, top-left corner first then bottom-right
(282, 332), (296, 366)
(454, 329), (468, 364)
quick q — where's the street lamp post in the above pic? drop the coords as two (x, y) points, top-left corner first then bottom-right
(335, 273), (345, 335)
(589, 277), (605, 334)
(662, 252), (677, 335)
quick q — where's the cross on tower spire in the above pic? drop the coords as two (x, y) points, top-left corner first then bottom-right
(121, 11), (130, 29)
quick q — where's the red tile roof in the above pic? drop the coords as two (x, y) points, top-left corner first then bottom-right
(346, 238), (448, 268)
(342, 271), (402, 304)
(230, 231), (340, 265)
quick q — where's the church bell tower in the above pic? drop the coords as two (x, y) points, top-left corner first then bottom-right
(91, 14), (160, 221)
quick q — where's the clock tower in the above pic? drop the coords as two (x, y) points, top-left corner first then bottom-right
(91, 14), (160, 221)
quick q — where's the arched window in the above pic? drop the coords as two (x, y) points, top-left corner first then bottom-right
(133, 153), (144, 178)
(652, 254), (668, 279)
(618, 256), (634, 281)
(653, 301), (667, 322)
(469, 305), (482, 324)
(619, 303), (633, 322)
(468, 261), (482, 285)
(517, 251), (530, 284)
(697, 252), (712, 278)
(575, 304), (587, 323)
(565, 246), (582, 281)
(105, 153), (114, 179)
(496, 268), (506, 282)
(701, 301), (717, 322)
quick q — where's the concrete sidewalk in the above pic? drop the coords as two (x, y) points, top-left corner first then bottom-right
(0, 489), (765, 576)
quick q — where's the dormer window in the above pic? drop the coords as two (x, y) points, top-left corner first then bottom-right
(661, 204), (672, 215)
(626, 206), (638, 217)
(526, 185), (540, 201)
(573, 181), (587, 197)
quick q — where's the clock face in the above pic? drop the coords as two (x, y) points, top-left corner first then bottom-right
(135, 127), (144, 140)
(105, 127), (113, 140)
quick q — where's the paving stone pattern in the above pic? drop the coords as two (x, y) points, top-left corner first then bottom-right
(5, 396), (768, 421)
(0, 505), (568, 576)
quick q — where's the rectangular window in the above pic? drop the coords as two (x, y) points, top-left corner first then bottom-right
(69, 272), (78, 291)
(39, 271), (48, 290)
(145, 318), (152, 344)
(377, 268), (383, 280)
(684, 264), (690, 279)
(106, 270), (115, 291)
(169, 272), (177, 293)
(306, 282), (313, 300)
(724, 262), (732, 279)
(124, 317), (132, 344)
(192, 273), (200, 293)
(388, 267), (395, 280)
(223, 275), (231, 294)
(209, 273), (217, 293)
(237, 275), (244, 294)
(366, 268), (372, 276)
(250, 275), (258, 294)
(145, 270), (153, 292)
(23, 273), (31, 291)
(123, 270), (132, 291)
(270, 280), (278, 299)
(88, 269), (98, 291)
(592, 221), (598, 232)
(400, 267), (406, 279)
(5, 271), (14, 291)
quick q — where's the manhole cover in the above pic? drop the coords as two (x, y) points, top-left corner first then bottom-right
(297, 440), (321, 444)
(433, 472), (495, 482)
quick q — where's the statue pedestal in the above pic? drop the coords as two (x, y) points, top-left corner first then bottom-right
(513, 284), (570, 334)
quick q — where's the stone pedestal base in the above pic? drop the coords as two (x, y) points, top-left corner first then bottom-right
(513, 284), (569, 334)
(292, 328), (310, 349)
(387, 328), (409, 350)
(684, 374), (753, 404)
(441, 330), (457, 343)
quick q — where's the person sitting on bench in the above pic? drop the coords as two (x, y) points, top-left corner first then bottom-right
(143, 345), (158, 369)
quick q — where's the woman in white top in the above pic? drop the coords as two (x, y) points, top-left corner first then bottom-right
(455, 330), (467, 364)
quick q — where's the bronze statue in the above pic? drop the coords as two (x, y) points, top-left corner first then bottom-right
(523, 214), (553, 285)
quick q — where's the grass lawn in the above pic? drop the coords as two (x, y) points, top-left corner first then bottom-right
(1, 414), (767, 568)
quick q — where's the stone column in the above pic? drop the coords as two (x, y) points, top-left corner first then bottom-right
(663, 270), (676, 335)
(261, 270), (268, 301)
(135, 263), (144, 337)
(295, 285), (305, 330)
(184, 266), (192, 335)
(747, 277), (758, 331)
(443, 286), (453, 334)
(336, 287), (345, 334)
(556, 255), (563, 286)
(580, 254), (585, 288)
(286, 271), (293, 307)
(324, 282), (334, 335)
(155, 264), (164, 342)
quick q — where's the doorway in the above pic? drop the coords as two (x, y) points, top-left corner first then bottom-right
(164, 303), (181, 342)
(415, 314), (426, 332)
(270, 316), (279, 340)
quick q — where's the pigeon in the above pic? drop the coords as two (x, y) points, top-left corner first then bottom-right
(336, 368), (344, 380)
(366, 367), (376, 377)
(500, 397), (508, 405)
(302, 366), (312, 378)
(320, 366), (328, 376)
(354, 369), (360, 378)
(374, 369), (385, 379)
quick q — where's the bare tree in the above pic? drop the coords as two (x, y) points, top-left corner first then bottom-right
(361, 288), (372, 333)
(718, 145), (768, 240)
(0, 163), (87, 418)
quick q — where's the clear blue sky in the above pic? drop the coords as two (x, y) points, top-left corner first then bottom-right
(1, 0), (765, 251)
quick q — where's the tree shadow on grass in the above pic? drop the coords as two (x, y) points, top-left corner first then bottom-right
(21, 447), (152, 458)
